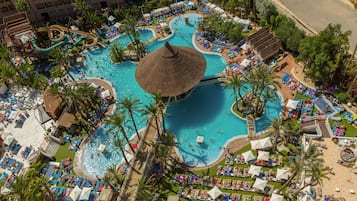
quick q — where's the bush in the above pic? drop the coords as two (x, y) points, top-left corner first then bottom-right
(335, 91), (348, 103)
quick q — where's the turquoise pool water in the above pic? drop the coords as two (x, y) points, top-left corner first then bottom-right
(72, 13), (281, 176)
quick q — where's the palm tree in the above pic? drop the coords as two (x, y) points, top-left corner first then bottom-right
(141, 102), (161, 137)
(106, 110), (136, 154)
(26, 176), (56, 201)
(136, 175), (158, 200)
(72, 0), (90, 18)
(246, 66), (281, 117)
(225, 74), (246, 109)
(14, 0), (39, 22)
(6, 174), (28, 201)
(152, 92), (167, 134)
(103, 164), (125, 195)
(49, 48), (70, 72)
(113, 136), (130, 165)
(120, 97), (141, 140)
(269, 118), (284, 152)
(110, 43), (125, 63)
(277, 143), (330, 194)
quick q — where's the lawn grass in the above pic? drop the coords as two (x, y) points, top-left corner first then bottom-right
(159, 144), (289, 200)
(328, 112), (357, 137)
(55, 142), (75, 162)
(294, 93), (311, 101)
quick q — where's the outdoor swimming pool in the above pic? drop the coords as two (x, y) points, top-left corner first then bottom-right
(71, 13), (281, 176)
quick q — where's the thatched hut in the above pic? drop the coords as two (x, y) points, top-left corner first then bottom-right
(135, 42), (206, 100)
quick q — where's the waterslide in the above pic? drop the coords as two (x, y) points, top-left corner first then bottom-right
(31, 35), (69, 53)
(33, 25), (106, 52)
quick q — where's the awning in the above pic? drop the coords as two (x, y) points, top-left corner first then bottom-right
(253, 178), (268, 191)
(108, 15), (115, 21)
(286, 99), (300, 110)
(270, 193), (284, 201)
(257, 151), (270, 161)
(248, 165), (262, 176)
(242, 150), (256, 162)
(36, 105), (52, 124)
(276, 168), (290, 180)
(207, 186), (222, 200)
(69, 186), (81, 201)
(79, 187), (92, 200)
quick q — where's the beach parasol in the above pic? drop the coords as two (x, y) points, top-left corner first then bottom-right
(257, 151), (270, 161)
(136, 42), (206, 97)
(270, 193), (284, 201)
(242, 150), (256, 162)
(248, 165), (262, 176)
(276, 168), (290, 181)
(207, 186), (223, 200)
(69, 186), (81, 201)
(253, 178), (268, 191)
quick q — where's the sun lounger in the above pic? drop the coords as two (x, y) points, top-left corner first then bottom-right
(243, 181), (252, 191)
(253, 195), (263, 201)
(242, 194), (252, 201)
(222, 179), (232, 189)
(199, 190), (209, 200)
(183, 188), (191, 198)
(231, 193), (240, 201)
(190, 189), (200, 200)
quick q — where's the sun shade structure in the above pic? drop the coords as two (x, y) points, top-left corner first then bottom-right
(270, 193), (284, 201)
(276, 168), (290, 181)
(257, 151), (270, 161)
(253, 178), (268, 191)
(207, 186), (223, 200)
(247, 28), (282, 61)
(242, 150), (256, 162)
(248, 165), (262, 176)
(69, 186), (81, 201)
(136, 42), (206, 97)
(250, 137), (272, 150)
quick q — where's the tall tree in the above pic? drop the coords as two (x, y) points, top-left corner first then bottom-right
(106, 110), (136, 154)
(141, 102), (161, 137)
(120, 97), (141, 140)
(298, 24), (351, 84)
(225, 73), (246, 109)
(113, 136), (130, 165)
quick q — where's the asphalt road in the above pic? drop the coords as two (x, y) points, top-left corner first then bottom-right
(279, 0), (357, 52)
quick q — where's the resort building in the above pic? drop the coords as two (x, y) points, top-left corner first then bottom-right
(0, 0), (127, 23)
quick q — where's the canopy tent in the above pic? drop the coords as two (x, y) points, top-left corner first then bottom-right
(241, 43), (250, 51)
(257, 151), (270, 161)
(270, 193), (284, 201)
(70, 26), (79, 31)
(150, 7), (170, 17)
(240, 58), (251, 67)
(233, 16), (251, 26)
(276, 168), (290, 181)
(143, 13), (151, 20)
(79, 187), (92, 200)
(250, 137), (272, 150)
(248, 165), (262, 176)
(208, 4), (217, 10)
(100, 90), (111, 99)
(170, 1), (185, 9)
(69, 186), (81, 201)
(253, 178), (268, 191)
(242, 150), (256, 162)
(207, 186), (223, 200)
(220, 13), (228, 18)
(3, 136), (15, 145)
(214, 7), (225, 14)
(108, 15), (115, 21)
(160, 22), (168, 28)
(286, 99), (300, 110)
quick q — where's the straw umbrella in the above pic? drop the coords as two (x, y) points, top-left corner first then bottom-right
(135, 42), (206, 97)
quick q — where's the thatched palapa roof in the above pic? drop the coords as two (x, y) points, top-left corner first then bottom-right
(135, 42), (206, 97)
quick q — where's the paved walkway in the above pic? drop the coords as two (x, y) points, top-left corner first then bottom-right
(276, 0), (357, 52)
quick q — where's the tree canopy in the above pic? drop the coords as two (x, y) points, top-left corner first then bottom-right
(298, 24), (351, 84)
